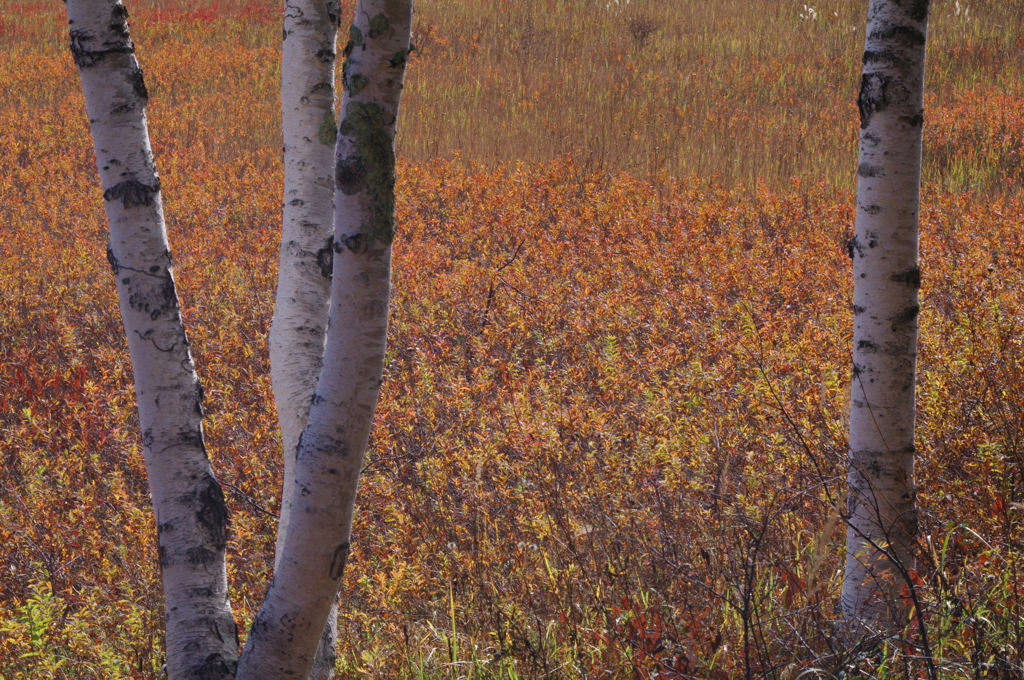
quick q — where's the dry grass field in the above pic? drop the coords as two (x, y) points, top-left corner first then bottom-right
(0, 0), (1022, 677)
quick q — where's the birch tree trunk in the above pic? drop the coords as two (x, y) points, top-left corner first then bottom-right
(236, 0), (413, 675)
(842, 0), (929, 633)
(270, 0), (341, 675)
(65, 1), (239, 677)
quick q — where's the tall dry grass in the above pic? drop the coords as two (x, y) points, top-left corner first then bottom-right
(402, 0), (1024, 191)
(3, 0), (1021, 191)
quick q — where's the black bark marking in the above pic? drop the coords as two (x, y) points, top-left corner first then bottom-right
(194, 378), (206, 417)
(133, 329), (178, 353)
(109, 3), (130, 39)
(161, 269), (179, 309)
(315, 47), (335, 64)
(187, 546), (216, 566)
(310, 81), (332, 96)
(125, 65), (149, 102)
(179, 429), (206, 453)
(326, 0), (340, 26)
(341, 57), (352, 93)
(103, 178), (160, 208)
(846, 236), (864, 259)
(69, 29), (133, 68)
(862, 48), (911, 70)
(858, 163), (883, 178)
(195, 474), (229, 551)
(857, 340), (880, 352)
(329, 542), (350, 579)
(316, 237), (334, 279)
(192, 653), (237, 680)
(905, 0), (930, 23)
(107, 246), (121, 274)
(339, 232), (368, 254)
(891, 304), (920, 328)
(891, 266), (921, 289)
(852, 305), (866, 315)
(861, 203), (882, 214)
(857, 72), (890, 129)
(127, 266), (179, 319)
(901, 111), (924, 127)
(870, 25), (925, 47)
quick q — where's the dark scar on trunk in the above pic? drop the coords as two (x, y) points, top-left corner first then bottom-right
(195, 473), (229, 551)
(329, 542), (351, 579)
(890, 266), (921, 289)
(317, 237), (335, 279)
(103, 178), (160, 208)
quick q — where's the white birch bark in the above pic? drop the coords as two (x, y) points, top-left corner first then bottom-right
(270, 0), (341, 675)
(842, 0), (929, 633)
(65, 1), (239, 677)
(236, 0), (413, 676)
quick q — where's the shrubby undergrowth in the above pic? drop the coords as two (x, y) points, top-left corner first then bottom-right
(1, 0), (1022, 677)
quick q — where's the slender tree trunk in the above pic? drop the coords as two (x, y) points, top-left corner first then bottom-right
(236, 0), (413, 676)
(270, 0), (341, 675)
(65, 1), (238, 677)
(842, 0), (929, 633)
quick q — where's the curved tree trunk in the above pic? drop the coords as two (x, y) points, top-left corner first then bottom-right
(65, 1), (239, 677)
(270, 0), (341, 675)
(236, 0), (413, 676)
(842, 0), (929, 634)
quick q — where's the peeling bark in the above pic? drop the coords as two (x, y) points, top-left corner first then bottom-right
(842, 0), (929, 635)
(65, 1), (238, 677)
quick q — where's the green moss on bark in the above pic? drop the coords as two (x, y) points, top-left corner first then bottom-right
(368, 13), (389, 38)
(318, 109), (338, 145)
(338, 102), (395, 244)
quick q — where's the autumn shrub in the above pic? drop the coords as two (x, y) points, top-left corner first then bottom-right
(1, 0), (1023, 678)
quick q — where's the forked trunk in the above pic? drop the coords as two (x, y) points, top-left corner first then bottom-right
(842, 0), (929, 633)
(236, 0), (413, 676)
(65, 1), (238, 677)
(270, 0), (341, 675)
